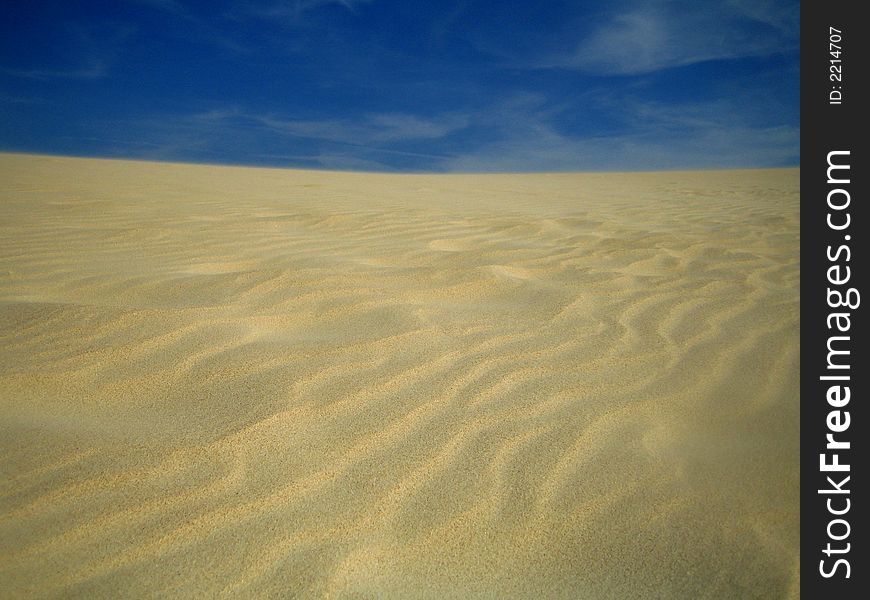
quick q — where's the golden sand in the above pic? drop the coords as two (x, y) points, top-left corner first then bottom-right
(0, 154), (799, 598)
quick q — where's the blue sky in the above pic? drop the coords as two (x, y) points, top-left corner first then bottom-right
(0, 0), (799, 172)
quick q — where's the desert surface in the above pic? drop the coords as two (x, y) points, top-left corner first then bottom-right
(0, 154), (799, 598)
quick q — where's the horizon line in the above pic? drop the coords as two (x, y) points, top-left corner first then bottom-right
(0, 150), (801, 177)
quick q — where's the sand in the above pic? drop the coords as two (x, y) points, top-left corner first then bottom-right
(0, 153), (799, 599)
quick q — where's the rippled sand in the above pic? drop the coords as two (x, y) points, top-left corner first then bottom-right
(0, 154), (799, 599)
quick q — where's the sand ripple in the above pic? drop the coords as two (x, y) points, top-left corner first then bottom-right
(0, 155), (799, 599)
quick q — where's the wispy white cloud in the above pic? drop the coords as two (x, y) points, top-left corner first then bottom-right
(445, 123), (798, 172)
(193, 108), (468, 145)
(97, 92), (797, 172)
(440, 94), (798, 172)
(726, 0), (799, 32)
(548, 0), (797, 75)
(90, 107), (460, 170)
(258, 113), (468, 144)
(195, 91), (797, 171)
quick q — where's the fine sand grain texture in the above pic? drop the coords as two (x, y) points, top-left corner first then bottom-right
(0, 154), (799, 599)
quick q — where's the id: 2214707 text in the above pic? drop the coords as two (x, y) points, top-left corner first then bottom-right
(829, 27), (844, 105)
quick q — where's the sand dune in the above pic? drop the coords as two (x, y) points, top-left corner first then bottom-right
(0, 154), (799, 598)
